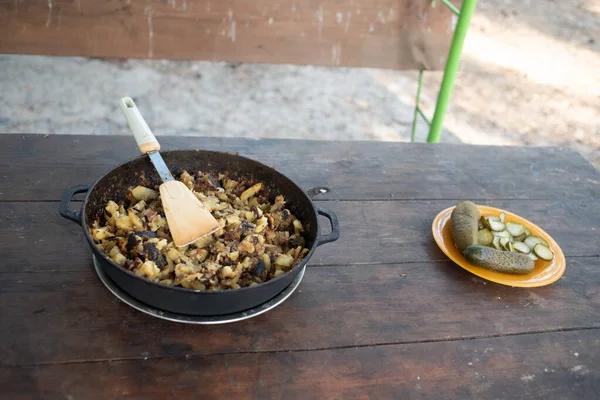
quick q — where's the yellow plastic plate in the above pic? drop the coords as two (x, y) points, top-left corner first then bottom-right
(432, 205), (566, 287)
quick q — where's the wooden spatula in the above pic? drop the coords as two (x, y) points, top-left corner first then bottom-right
(118, 97), (220, 247)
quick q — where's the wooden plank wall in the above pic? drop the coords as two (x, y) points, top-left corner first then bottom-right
(0, 0), (460, 70)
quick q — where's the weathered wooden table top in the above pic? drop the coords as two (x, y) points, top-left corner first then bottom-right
(1, 134), (600, 399)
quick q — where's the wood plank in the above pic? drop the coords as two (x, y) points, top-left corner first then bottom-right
(0, 0), (457, 70)
(1, 257), (599, 366)
(1, 134), (599, 202)
(1, 198), (598, 274)
(2, 330), (599, 399)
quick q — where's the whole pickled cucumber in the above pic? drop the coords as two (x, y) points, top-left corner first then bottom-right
(450, 201), (480, 252)
(463, 245), (535, 275)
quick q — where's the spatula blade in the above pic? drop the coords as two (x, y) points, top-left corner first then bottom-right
(159, 180), (221, 247)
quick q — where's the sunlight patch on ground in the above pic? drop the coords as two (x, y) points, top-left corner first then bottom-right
(587, 1), (600, 15)
(464, 14), (600, 97)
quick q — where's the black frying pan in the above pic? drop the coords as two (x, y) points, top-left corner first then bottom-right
(59, 150), (339, 316)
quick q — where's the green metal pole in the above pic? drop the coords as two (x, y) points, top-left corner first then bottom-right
(426, 0), (478, 143)
(411, 70), (425, 142)
(440, 0), (461, 16)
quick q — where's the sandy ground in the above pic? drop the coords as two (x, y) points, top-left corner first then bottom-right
(1, 0), (599, 166)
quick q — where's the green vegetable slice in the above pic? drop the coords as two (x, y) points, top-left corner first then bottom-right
(477, 229), (494, 246)
(492, 236), (501, 250)
(524, 236), (549, 249)
(513, 242), (531, 254)
(533, 243), (554, 261)
(506, 222), (525, 237)
(492, 230), (511, 239)
(499, 212), (506, 223)
(489, 220), (506, 232)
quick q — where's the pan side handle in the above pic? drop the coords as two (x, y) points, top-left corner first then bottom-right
(59, 185), (91, 225)
(316, 207), (340, 246)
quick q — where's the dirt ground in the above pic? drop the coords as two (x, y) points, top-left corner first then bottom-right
(1, 0), (599, 167)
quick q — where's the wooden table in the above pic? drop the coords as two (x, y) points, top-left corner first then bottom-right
(2, 134), (600, 399)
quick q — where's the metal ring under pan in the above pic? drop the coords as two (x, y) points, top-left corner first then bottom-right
(93, 256), (306, 325)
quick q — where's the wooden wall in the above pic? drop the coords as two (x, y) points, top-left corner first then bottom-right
(0, 0), (460, 70)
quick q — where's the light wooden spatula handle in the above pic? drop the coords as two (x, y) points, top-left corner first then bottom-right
(118, 97), (160, 154)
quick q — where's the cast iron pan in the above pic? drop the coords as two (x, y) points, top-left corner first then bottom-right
(59, 150), (339, 316)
